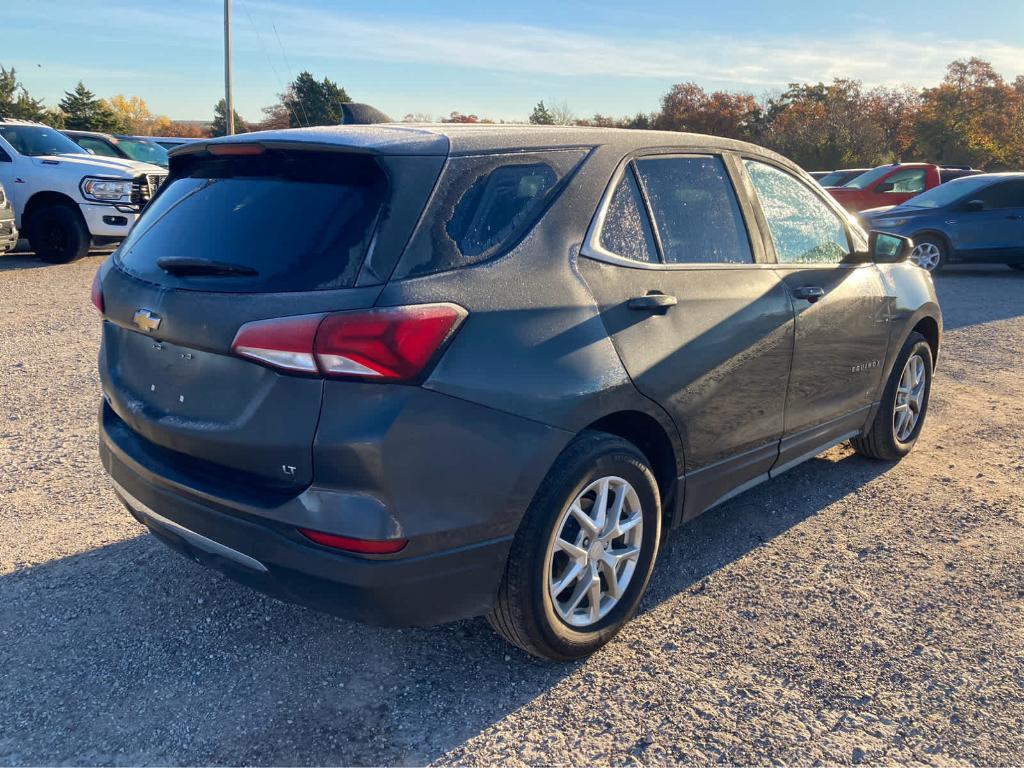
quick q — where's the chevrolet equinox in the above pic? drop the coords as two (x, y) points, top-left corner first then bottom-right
(96, 125), (942, 660)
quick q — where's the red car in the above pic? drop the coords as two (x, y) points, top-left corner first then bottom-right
(828, 163), (983, 212)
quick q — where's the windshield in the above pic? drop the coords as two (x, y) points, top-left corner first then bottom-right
(900, 176), (996, 209)
(117, 137), (168, 167)
(842, 166), (898, 189)
(818, 171), (851, 187)
(0, 125), (88, 157)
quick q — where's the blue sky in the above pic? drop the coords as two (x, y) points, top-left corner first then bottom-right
(5, 1), (1024, 123)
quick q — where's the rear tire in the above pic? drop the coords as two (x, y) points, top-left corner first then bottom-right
(851, 332), (933, 461)
(28, 204), (90, 264)
(488, 431), (661, 661)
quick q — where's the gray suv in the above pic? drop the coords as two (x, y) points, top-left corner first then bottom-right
(96, 126), (941, 660)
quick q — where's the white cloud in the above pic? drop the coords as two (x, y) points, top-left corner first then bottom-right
(243, 1), (1024, 89)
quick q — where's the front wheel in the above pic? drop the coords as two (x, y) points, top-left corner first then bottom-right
(488, 431), (662, 661)
(28, 204), (90, 264)
(909, 236), (946, 272)
(851, 332), (933, 461)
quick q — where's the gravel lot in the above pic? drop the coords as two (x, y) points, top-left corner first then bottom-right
(1, 252), (1022, 766)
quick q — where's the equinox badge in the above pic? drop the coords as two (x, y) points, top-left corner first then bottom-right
(132, 309), (162, 333)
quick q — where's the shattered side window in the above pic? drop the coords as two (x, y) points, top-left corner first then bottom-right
(395, 149), (588, 278)
(599, 167), (658, 263)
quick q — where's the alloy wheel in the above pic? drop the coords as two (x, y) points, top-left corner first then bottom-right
(545, 475), (643, 628)
(911, 241), (941, 271)
(893, 353), (927, 442)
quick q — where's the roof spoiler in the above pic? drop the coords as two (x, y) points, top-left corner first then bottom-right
(341, 103), (393, 125)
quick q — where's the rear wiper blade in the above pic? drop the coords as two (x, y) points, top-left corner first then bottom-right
(156, 257), (258, 277)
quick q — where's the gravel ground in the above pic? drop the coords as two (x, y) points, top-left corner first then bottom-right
(1, 252), (1022, 766)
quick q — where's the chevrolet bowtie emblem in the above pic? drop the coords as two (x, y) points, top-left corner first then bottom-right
(132, 309), (162, 333)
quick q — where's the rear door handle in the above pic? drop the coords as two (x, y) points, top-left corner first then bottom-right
(791, 285), (826, 303)
(628, 292), (678, 311)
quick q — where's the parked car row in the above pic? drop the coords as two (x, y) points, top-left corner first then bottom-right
(0, 118), (174, 261)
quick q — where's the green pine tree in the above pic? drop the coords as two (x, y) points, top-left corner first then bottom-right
(529, 100), (555, 125)
(211, 99), (248, 137)
(59, 82), (124, 132)
(0, 66), (47, 121)
(282, 72), (350, 128)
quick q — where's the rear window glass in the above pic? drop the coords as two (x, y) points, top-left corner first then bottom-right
(395, 149), (587, 278)
(116, 150), (387, 292)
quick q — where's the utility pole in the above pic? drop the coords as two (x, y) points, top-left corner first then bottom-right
(224, 0), (235, 135)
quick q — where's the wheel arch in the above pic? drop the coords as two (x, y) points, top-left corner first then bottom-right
(582, 409), (683, 527)
(22, 191), (82, 229)
(910, 229), (954, 260)
(911, 314), (941, 368)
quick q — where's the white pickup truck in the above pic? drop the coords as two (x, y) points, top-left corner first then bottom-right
(0, 118), (168, 263)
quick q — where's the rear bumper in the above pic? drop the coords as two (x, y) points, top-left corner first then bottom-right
(99, 391), (570, 626)
(102, 431), (514, 626)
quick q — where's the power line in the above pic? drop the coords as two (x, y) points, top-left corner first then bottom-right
(273, 23), (310, 128)
(236, 0), (301, 128)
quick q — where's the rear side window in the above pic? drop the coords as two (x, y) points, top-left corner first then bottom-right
(599, 167), (657, 263)
(116, 150), (387, 292)
(634, 155), (753, 264)
(976, 179), (1024, 209)
(395, 149), (587, 278)
(745, 159), (850, 264)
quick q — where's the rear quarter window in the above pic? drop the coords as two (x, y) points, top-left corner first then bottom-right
(394, 149), (587, 278)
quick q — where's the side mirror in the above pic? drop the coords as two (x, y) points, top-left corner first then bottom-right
(876, 181), (895, 193)
(870, 230), (913, 263)
(962, 199), (985, 213)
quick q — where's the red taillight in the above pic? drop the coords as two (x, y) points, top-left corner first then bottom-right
(231, 303), (466, 382)
(298, 528), (408, 554)
(231, 313), (324, 373)
(91, 270), (104, 314)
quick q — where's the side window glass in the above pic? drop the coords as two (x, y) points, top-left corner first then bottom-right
(77, 138), (117, 158)
(599, 167), (657, 263)
(976, 180), (1024, 209)
(633, 155), (753, 264)
(447, 163), (557, 257)
(744, 160), (850, 264)
(881, 169), (926, 194)
(0, 147), (10, 162)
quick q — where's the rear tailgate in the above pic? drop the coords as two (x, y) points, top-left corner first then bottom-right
(97, 142), (444, 489)
(99, 273), (384, 489)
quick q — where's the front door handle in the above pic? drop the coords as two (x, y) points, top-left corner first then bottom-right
(792, 285), (826, 303)
(628, 292), (678, 311)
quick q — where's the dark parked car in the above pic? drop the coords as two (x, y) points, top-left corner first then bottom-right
(0, 181), (17, 254)
(95, 126), (942, 660)
(816, 168), (871, 187)
(861, 172), (1024, 271)
(62, 130), (170, 168)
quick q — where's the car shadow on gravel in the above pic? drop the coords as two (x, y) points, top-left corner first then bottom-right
(0, 250), (110, 271)
(933, 266), (1024, 330)
(0, 449), (891, 766)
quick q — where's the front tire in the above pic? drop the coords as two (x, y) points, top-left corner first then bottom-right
(851, 332), (933, 461)
(28, 204), (90, 264)
(488, 431), (662, 661)
(910, 235), (946, 272)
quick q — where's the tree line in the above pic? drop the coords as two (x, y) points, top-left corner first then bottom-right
(527, 58), (1024, 170)
(3, 57), (1021, 170)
